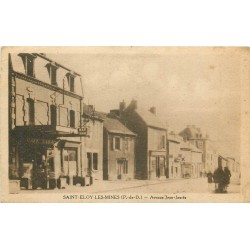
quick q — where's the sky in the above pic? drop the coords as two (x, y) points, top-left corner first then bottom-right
(47, 47), (242, 161)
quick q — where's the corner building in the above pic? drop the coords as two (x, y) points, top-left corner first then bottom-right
(8, 53), (97, 189)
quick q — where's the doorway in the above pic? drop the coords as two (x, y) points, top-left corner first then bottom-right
(117, 159), (128, 179)
(63, 148), (77, 184)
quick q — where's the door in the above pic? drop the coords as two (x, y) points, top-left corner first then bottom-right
(159, 157), (165, 177)
(63, 149), (77, 179)
(117, 159), (128, 179)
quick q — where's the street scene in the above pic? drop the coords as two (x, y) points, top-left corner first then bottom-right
(7, 48), (241, 200)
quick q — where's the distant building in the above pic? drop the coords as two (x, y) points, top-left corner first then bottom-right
(218, 155), (227, 169)
(100, 113), (136, 180)
(167, 132), (182, 179)
(179, 125), (217, 173)
(116, 100), (167, 180)
(226, 157), (240, 184)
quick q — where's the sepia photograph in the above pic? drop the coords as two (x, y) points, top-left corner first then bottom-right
(1, 47), (249, 202)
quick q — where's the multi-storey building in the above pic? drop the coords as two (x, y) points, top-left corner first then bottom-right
(8, 53), (97, 189)
(82, 104), (104, 181)
(114, 100), (167, 180)
(167, 131), (202, 179)
(101, 113), (136, 180)
(179, 125), (217, 174)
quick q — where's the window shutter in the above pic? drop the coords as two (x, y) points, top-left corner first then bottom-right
(119, 137), (122, 150)
(112, 137), (115, 150)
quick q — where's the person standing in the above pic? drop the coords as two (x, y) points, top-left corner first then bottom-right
(213, 166), (224, 193)
(207, 171), (213, 191)
(223, 166), (232, 193)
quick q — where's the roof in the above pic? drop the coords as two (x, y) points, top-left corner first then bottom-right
(168, 132), (183, 143)
(82, 104), (104, 122)
(134, 108), (167, 130)
(179, 125), (209, 140)
(103, 117), (136, 136)
(179, 140), (202, 153)
(94, 111), (136, 136)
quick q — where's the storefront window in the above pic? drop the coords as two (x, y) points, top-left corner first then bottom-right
(68, 150), (76, 161)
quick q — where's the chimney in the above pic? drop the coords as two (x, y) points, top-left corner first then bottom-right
(120, 100), (126, 111)
(149, 107), (156, 115)
(88, 105), (94, 113)
(130, 99), (138, 110)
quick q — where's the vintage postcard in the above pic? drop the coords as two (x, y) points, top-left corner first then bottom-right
(0, 47), (249, 202)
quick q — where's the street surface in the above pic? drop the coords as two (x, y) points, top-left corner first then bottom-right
(19, 177), (242, 202)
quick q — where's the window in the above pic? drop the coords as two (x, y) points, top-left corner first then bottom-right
(50, 105), (57, 126)
(161, 135), (166, 149)
(68, 150), (76, 161)
(19, 53), (36, 77)
(69, 77), (75, 92)
(27, 98), (35, 125)
(87, 152), (92, 174)
(46, 63), (58, 85)
(93, 153), (98, 170)
(27, 57), (34, 77)
(66, 74), (75, 92)
(64, 149), (77, 161)
(113, 136), (121, 150)
(70, 110), (75, 128)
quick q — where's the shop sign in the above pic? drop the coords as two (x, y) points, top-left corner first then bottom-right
(78, 127), (88, 136)
(26, 138), (55, 146)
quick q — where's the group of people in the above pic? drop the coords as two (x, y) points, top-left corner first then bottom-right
(207, 166), (232, 193)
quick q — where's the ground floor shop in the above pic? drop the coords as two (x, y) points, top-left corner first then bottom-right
(9, 131), (96, 191)
(148, 151), (166, 180)
(181, 162), (202, 178)
(104, 157), (134, 180)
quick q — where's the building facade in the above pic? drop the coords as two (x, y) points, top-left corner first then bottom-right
(179, 125), (217, 174)
(167, 132), (182, 179)
(9, 53), (95, 189)
(118, 100), (167, 180)
(82, 104), (104, 181)
(102, 114), (136, 180)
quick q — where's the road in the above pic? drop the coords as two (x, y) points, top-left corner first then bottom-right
(19, 177), (242, 202)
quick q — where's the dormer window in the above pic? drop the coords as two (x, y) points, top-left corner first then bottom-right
(18, 53), (36, 77)
(66, 73), (76, 93)
(46, 63), (58, 86)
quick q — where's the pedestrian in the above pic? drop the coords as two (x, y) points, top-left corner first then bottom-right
(207, 171), (213, 191)
(213, 166), (224, 193)
(223, 166), (231, 193)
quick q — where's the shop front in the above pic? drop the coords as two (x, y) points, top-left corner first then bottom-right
(16, 136), (58, 189)
(149, 151), (166, 179)
(11, 129), (83, 190)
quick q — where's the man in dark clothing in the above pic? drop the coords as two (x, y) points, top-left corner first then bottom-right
(213, 166), (225, 193)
